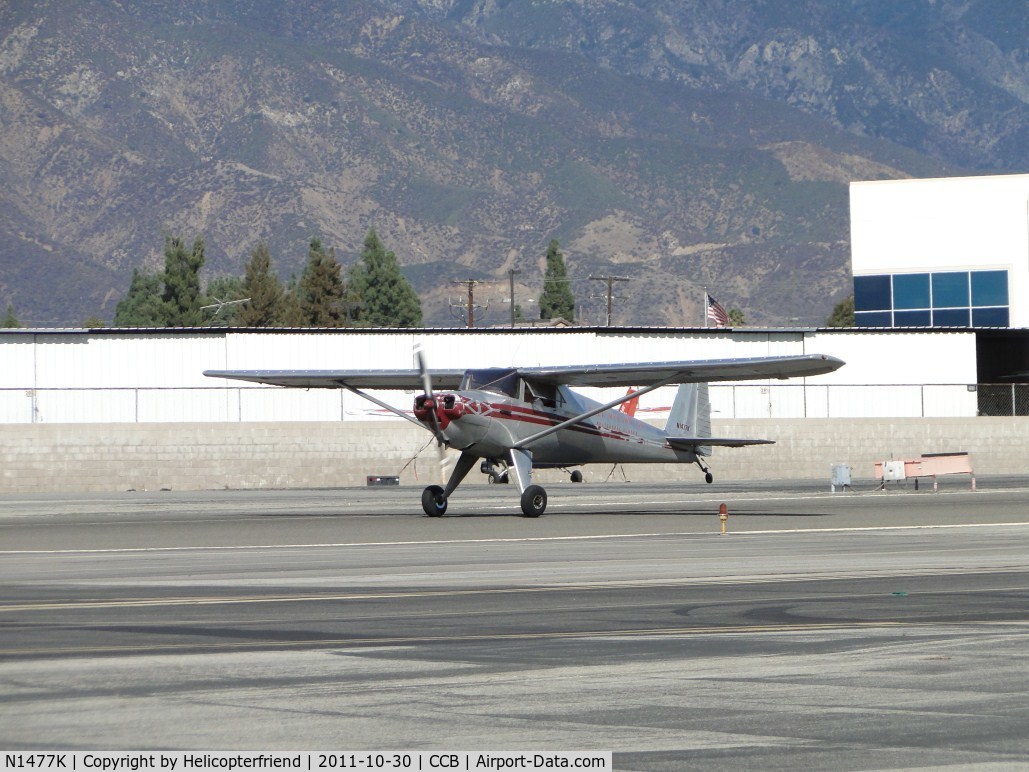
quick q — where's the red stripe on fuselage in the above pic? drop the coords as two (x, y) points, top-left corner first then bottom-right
(485, 401), (644, 443)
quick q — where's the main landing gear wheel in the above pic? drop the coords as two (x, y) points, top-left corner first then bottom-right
(421, 485), (447, 517)
(705, 472), (714, 484)
(570, 470), (583, 483)
(520, 484), (547, 518)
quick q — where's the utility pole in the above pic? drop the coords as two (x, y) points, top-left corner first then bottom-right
(588, 276), (630, 326)
(508, 268), (520, 328)
(449, 280), (489, 328)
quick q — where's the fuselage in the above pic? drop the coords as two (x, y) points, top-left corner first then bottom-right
(414, 386), (698, 465)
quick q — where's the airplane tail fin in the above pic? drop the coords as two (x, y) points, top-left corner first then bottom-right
(665, 383), (712, 456)
(619, 388), (640, 418)
(664, 383), (772, 456)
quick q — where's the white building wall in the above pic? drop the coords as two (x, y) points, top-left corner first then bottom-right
(32, 333), (227, 388)
(850, 174), (1029, 325)
(0, 337), (34, 388)
(806, 330), (976, 384)
(0, 328), (983, 423)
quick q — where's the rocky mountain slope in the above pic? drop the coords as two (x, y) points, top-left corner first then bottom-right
(406, 0), (1026, 171)
(0, 0), (1023, 327)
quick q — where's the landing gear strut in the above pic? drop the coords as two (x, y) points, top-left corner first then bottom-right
(421, 452), (478, 517)
(696, 459), (714, 484)
(422, 450), (553, 518)
(508, 448), (547, 517)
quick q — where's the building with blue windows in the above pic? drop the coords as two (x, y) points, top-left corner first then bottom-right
(854, 269), (1010, 328)
(850, 174), (1028, 329)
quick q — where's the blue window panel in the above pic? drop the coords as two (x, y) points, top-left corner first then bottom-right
(855, 311), (892, 327)
(933, 308), (970, 327)
(893, 310), (932, 327)
(854, 275), (891, 311)
(931, 272), (969, 308)
(971, 270), (1008, 307)
(972, 307), (1009, 327)
(892, 273), (930, 309)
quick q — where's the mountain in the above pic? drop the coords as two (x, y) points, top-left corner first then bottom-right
(404, 0), (1027, 171)
(0, 0), (1023, 327)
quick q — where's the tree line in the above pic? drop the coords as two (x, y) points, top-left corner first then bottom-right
(2, 233), (577, 328)
(4, 231), (854, 328)
(112, 232), (579, 328)
(113, 228), (423, 328)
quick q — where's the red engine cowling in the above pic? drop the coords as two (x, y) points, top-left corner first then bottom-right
(413, 393), (465, 430)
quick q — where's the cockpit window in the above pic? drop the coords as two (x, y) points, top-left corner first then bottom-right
(460, 368), (521, 397)
(524, 379), (560, 408)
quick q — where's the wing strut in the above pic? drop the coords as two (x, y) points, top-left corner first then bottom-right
(512, 373), (683, 450)
(339, 383), (426, 431)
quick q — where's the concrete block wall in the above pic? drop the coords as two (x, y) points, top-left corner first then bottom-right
(581, 417), (1028, 485)
(1, 422), (430, 493)
(700, 417), (1028, 483)
(1, 418), (1026, 494)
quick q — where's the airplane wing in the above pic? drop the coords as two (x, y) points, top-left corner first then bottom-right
(518, 353), (844, 387)
(202, 369), (467, 390)
(205, 354), (843, 390)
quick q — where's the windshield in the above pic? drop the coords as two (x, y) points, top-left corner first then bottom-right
(460, 368), (521, 397)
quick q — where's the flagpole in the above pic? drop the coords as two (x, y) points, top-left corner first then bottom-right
(703, 287), (708, 328)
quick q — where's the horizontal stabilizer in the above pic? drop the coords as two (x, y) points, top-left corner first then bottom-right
(666, 436), (774, 450)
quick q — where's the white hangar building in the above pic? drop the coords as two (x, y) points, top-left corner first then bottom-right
(2, 327), (1027, 494)
(0, 326), (1020, 422)
(851, 173), (1029, 331)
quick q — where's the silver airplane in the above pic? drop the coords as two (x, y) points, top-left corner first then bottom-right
(205, 351), (843, 517)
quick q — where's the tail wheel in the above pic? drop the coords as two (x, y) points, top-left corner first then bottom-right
(520, 484), (547, 518)
(421, 485), (447, 517)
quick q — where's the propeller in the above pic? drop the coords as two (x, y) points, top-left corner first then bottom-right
(415, 344), (451, 483)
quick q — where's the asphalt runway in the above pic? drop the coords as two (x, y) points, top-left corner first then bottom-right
(2, 479), (1029, 770)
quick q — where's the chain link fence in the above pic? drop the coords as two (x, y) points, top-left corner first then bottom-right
(4, 383), (1029, 423)
(975, 385), (1029, 416)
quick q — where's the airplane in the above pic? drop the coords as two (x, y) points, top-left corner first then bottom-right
(204, 351), (844, 517)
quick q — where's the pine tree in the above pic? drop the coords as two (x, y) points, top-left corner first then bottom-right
(2, 302), (20, 328)
(236, 242), (285, 327)
(539, 239), (575, 321)
(113, 269), (168, 326)
(826, 295), (855, 327)
(296, 237), (345, 326)
(279, 274), (306, 327)
(349, 228), (422, 327)
(161, 235), (206, 326)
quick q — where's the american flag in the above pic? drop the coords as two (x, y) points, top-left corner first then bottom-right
(706, 293), (730, 327)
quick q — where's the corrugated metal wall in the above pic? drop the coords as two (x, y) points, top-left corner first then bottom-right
(0, 328), (979, 423)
